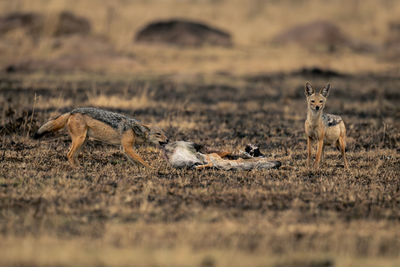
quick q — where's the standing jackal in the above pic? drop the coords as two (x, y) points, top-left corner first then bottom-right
(34, 107), (168, 168)
(304, 82), (349, 169)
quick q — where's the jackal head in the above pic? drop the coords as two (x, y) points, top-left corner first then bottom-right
(245, 144), (264, 157)
(132, 124), (168, 146)
(304, 82), (330, 113)
(146, 125), (169, 146)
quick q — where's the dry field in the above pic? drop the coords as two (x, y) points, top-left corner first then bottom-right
(0, 0), (400, 266)
(1, 70), (399, 266)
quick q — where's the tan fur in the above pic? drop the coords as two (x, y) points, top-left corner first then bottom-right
(35, 109), (167, 168)
(304, 82), (349, 169)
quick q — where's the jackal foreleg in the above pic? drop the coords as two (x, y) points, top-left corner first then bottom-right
(307, 137), (312, 168)
(338, 135), (349, 169)
(314, 138), (324, 169)
(121, 130), (150, 169)
(66, 114), (87, 167)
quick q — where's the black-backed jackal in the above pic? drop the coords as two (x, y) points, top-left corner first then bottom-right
(304, 82), (349, 169)
(34, 107), (168, 168)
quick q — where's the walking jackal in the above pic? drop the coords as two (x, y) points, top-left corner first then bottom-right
(304, 82), (349, 169)
(34, 107), (168, 168)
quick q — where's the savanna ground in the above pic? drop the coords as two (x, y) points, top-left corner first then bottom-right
(0, 0), (400, 266)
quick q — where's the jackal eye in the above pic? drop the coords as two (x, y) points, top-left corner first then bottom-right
(310, 100), (315, 103)
(319, 100), (323, 103)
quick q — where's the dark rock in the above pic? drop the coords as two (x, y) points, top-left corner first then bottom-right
(0, 12), (44, 38)
(0, 11), (91, 38)
(135, 19), (232, 47)
(294, 67), (345, 78)
(273, 20), (351, 51)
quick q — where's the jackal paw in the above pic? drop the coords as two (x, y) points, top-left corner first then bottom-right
(68, 160), (80, 168)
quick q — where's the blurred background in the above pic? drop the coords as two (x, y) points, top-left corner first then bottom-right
(1, 0), (400, 76)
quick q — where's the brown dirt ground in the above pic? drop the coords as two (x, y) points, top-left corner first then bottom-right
(0, 70), (399, 266)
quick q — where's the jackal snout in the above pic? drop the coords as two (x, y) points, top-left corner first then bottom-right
(147, 126), (169, 146)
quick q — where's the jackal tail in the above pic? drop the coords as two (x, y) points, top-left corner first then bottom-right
(34, 112), (71, 139)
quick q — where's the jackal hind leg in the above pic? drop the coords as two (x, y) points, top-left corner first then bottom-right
(321, 143), (325, 165)
(194, 154), (213, 169)
(194, 162), (214, 169)
(66, 114), (87, 167)
(121, 130), (150, 169)
(337, 136), (349, 169)
(215, 151), (231, 158)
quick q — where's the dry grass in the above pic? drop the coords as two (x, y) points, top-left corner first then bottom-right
(1, 70), (399, 266)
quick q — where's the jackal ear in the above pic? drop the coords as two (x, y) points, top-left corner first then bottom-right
(305, 82), (314, 97)
(132, 124), (148, 137)
(141, 124), (151, 131)
(320, 83), (330, 97)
